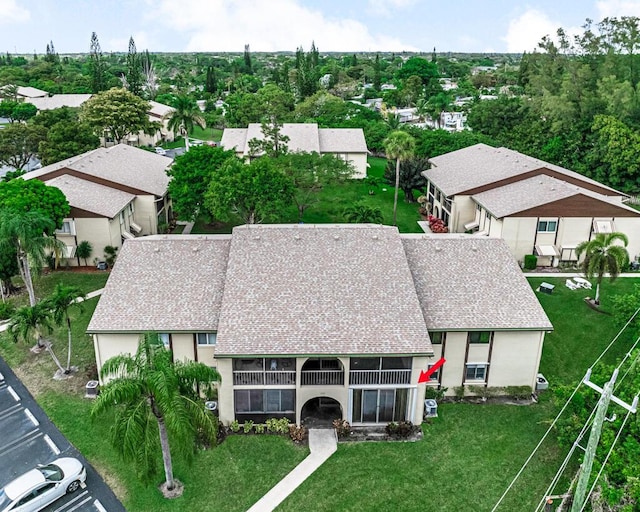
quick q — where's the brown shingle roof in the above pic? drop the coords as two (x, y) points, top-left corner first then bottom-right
(215, 224), (432, 356)
(402, 234), (553, 331)
(87, 236), (231, 333)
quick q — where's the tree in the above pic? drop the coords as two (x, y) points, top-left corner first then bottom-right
(91, 333), (220, 493)
(0, 123), (47, 170)
(164, 96), (205, 152)
(277, 152), (355, 221)
(383, 156), (428, 203)
(243, 44), (253, 74)
(0, 210), (66, 307)
(38, 120), (100, 165)
(45, 284), (86, 374)
(167, 146), (235, 221)
(89, 32), (108, 93)
(384, 131), (416, 226)
(343, 203), (384, 224)
(0, 179), (70, 229)
(396, 57), (440, 91)
(0, 102), (37, 123)
(126, 37), (143, 97)
(205, 157), (294, 224)
(0, 242), (19, 296)
(75, 240), (93, 267)
(576, 232), (630, 305)
(80, 88), (152, 145)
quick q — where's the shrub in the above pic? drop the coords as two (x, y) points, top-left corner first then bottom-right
(468, 385), (496, 400)
(386, 421), (416, 439)
(0, 302), (15, 320)
(266, 417), (290, 434)
(333, 419), (351, 439)
(454, 386), (466, 400)
(506, 386), (533, 400)
(243, 420), (254, 434)
(254, 424), (265, 434)
(229, 420), (240, 433)
(524, 254), (537, 270)
(289, 424), (307, 443)
(427, 214), (449, 233)
(104, 245), (118, 267)
(425, 386), (447, 401)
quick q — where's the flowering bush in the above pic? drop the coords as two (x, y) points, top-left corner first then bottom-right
(427, 215), (449, 233)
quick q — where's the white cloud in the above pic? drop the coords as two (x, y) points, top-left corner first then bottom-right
(151, 0), (417, 52)
(0, 0), (30, 24)
(367, 0), (417, 16)
(503, 9), (562, 52)
(596, 0), (640, 18)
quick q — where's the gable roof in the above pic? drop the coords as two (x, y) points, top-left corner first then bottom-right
(220, 123), (368, 155)
(16, 86), (48, 98)
(87, 236), (231, 333)
(22, 144), (171, 196)
(215, 224), (431, 356)
(148, 100), (174, 118)
(26, 94), (91, 110)
(402, 234), (552, 331)
(45, 174), (134, 218)
(425, 143), (624, 198)
(472, 175), (640, 219)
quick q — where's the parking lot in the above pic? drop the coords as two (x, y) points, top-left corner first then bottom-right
(0, 357), (125, 512)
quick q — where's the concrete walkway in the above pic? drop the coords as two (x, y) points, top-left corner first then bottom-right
(176, 220), (195, 234)
(247, 429), (338, 512)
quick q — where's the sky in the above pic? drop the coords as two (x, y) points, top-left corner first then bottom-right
(2, 0), (640, 55)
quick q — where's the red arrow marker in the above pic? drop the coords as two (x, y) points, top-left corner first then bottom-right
(418, 357), (446, 383)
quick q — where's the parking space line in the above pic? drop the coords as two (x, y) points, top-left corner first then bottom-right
(24, 408), (39, 426)
(7, 385), (19, 401)
(0, 430), (42, 457)
(94, 500), (107, 512)
(43, 434), (60, 455)
(51, 491), (91, 512)
(0, 371), (4, 381)
(0, 402), (22, 421)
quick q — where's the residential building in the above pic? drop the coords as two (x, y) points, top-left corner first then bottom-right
(87, 224), (551, 426)
(221, 123), (369, 178)
(423, 144), (640, 266)
(22, 144), (172, 266)
(25, 94), (92, 110)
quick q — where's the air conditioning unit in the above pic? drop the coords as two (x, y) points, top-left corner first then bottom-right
(424, 399), (438, 418)
(205, 401), (218, 414)
(85, 380), (100, 399)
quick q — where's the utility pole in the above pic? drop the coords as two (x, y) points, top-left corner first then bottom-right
(570, 369), (638, 512)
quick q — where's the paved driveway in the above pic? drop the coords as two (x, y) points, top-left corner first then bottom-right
(0, 356), (125, 512)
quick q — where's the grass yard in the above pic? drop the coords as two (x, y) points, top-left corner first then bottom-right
(190, 125), (223, 142)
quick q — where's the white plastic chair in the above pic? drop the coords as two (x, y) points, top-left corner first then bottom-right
(565, 279), (579, 290)
(573, 277), (592, 289)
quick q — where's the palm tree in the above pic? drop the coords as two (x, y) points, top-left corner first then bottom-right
(91, 333), (221, 494)
(164, 96), (206, 152)
(76, 240), (93, 267)
(383, 131), (416, 226)
(46, 284), (86, 374)
(343, 203), (384, 224)
(8, 303), (65, 372)
(0, 210), (66, 307)
(576, 232), (629, 305)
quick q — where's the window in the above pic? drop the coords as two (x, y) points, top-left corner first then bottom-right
(429, 183), (435, 196)
(465, 363), (487, 381)
(352, 388), (409, 423)
(129, 203), (135, 215)
(57, 220), (73, 234)
(468, 331), (492, 344)
(429, 332), (445, 344)
(119, 211), (125, 225)
(537, 220), (557, 232)
(234, 389), (295, 413)
(426, 363), (441, 381)
(197, 332), (217, 345)
(158, 333), (170, 348)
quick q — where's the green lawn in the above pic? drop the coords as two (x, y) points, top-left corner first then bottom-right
(190, 125), (223, 142)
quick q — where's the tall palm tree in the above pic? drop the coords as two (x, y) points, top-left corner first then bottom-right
(576, 232), (629, 305)
(383, 131), (416, 226)
(92, 333), (221, 494)
(46, 284), (86, 374)
(8, 303), (65, 373)
(164, 96), (206, 152)
(0, 210), (66, 307)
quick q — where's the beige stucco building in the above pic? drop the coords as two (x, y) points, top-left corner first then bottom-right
(221, 123), (369, 178)
(22, 144), (172, 266)
(423, 144), (640, 267)
(87, 225), (552, 427)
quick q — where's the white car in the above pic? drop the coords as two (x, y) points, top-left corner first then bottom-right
(0, 458), (86, 512)
(154, 147), (167, 155)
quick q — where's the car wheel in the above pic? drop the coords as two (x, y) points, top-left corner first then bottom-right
(66, 480), (81, 493)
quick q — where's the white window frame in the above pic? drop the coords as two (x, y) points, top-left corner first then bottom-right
(158, 333), (170, 348)
(537, 220), (558, 233)
(465, 363), (488, 382)
(197, 332), (217, 346)
(426, 363), (441, 382)
(56, 219), (75, 236)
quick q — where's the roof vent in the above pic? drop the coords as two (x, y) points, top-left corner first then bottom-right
(334, 235), (340, 240)
(193, 246), (199, 252)
(253, 235), (260, 240)
(153, 247), (160, 253)
(435, 246), (442, 252)
(372, 235), (378, 240)
(471, 246), (478, 252)
(294, 234), (300, 240)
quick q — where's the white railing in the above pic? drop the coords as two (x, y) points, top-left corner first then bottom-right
(301, 370), (344, 386)
(233, 371), (296, 386)
(349, 369), (411, 385)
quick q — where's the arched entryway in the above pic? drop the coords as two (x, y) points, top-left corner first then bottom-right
(301, 397), (342, 428)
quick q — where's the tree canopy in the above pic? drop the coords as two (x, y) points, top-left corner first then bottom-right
(0, 122), (47, 170)
(0, 179), (69, 229)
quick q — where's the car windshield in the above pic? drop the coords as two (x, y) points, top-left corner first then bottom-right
(0, 489), (12, 509)
(38, 464), (63, 482)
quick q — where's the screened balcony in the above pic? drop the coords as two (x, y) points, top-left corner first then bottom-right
(301, 358), (345, 386)
(233, 358), (296, 386)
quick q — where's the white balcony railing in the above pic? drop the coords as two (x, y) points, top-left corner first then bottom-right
(233, 371), (296, 386)
(301, 370), (344, 386)
(349, 369), (411, 385)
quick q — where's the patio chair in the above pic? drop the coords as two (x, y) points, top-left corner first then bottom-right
(573, 277), (592, 289)
(565, 279), (579, 290)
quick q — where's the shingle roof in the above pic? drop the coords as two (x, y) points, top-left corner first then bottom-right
(220, 124), (367, 156)
(472, 175), (640, 218)
(45, 174), (134, 218)
(16, 86), (48, 98)
(402, 235), (553, 331)
(148, 101), (174, 118)
(87, 236), (231, 333)
(26, 94), (92, 110)
(425, 143), (624, 197)
(215, 224), (433, 356)
(23, 144), (171, 196)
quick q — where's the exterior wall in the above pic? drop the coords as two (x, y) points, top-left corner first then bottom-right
(171, 333), (195, 362)
(138, 120), (175, 147)
(297, 357), (349, 425)
(449, 196), (475, 232)
(93, 333), (140, 383)
(615, 217), (640, 261)
(488, 217), (503, 237)
(133, 195), (159, 235)
(56, 217), (125, 267)
(501, 217), (538, 263)
(216, 359), (235, 425)
(347, 152), (368, 179)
